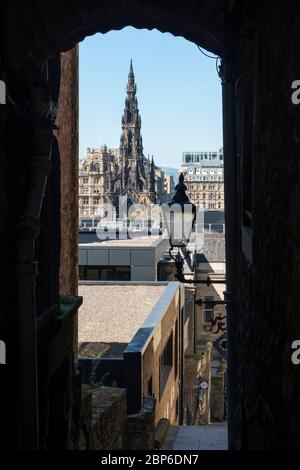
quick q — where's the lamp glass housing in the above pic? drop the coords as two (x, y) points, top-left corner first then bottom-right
(162, 200), (197, 248)
(162, 173), (197, 248)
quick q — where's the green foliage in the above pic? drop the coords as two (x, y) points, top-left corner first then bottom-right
(88, 372), (109, 390)
(87, 374), (120, 391)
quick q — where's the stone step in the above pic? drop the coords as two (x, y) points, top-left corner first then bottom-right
(162, 422), (228, 450)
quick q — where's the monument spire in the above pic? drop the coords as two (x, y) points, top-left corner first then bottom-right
(127, 59), (136, 95)
(120, 61), (144, 189)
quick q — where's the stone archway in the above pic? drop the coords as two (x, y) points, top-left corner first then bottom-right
(4, 0), (227, 72)
(2, 0), (300, 453)
(0, 0), (237, 451)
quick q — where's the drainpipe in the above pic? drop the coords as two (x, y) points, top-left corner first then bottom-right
(16, 62), (54, 449)
(221, 58), (238, 450)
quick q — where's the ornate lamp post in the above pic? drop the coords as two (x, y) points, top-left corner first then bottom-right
(162, 173), (227, 335)
(162, 173), (225, 286)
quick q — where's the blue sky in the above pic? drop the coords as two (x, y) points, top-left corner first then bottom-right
(79, 27), (223, 169)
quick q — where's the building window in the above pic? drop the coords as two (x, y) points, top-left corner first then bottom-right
(83, 177), (88, 184)
(83, 198), (89, 205)
(79, 265), (131, 281)
(203, 296), (214, 324)
(94, 177), (100, 184)
(83, 187), (89, 194)
(159, 331), (173, 399)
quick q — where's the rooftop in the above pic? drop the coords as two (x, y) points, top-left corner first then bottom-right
(78, 283), (167, 358)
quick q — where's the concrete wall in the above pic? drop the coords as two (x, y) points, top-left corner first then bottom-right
(79, 237), (169, 281)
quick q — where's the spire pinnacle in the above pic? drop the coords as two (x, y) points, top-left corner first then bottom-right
(127, 59), (136, 94)
(129, 59), (134, 77)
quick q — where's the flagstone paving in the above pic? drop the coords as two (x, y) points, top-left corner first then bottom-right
(162, 422), (228, 450)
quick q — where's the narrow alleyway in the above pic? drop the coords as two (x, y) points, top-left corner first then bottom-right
(162, 423), (228, 450)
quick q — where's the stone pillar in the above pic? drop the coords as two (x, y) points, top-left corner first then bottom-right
(55, 46), (79, 353)
(55, 46), (79, 296)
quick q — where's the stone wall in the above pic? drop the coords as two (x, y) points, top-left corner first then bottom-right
(211, 359), (226, 422)
(79, 385), (126, 450)
(195, 281), (226, 345)
(79, 386), (155, 450)
(233, 1), (300, 449)
(124, 396), (156, 450)
(184, 343), (212, 425)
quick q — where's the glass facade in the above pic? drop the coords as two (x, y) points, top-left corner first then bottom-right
(182, 149), (223, 164)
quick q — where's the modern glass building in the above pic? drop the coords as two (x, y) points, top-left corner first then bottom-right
(182, 148), (223, 165)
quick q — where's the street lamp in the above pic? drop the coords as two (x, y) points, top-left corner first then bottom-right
(162, 173), (197, 248)
(162, 173), (225, 286)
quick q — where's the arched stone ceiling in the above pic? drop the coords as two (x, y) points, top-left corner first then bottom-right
(2, 0), (227, 71)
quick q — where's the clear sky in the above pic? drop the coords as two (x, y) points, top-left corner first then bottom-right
(79, 27), (223, 169)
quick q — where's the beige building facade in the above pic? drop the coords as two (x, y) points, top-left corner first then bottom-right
(79, 146), (119, 217)
(180, 149), (224, 210)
